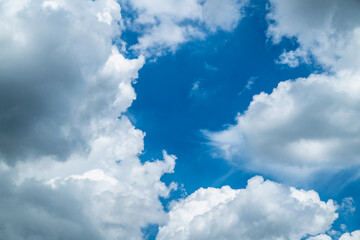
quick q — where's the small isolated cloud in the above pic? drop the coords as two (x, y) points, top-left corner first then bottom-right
(189, 80), (208, 99)
(189, 81), (201, 96)
(204, 62), (218, 71)
(276, 48), (310, 68)
(341, 224), (348, 232)
(340, 197), (356, 216)
(157, 176), (338, 240)
(239, 76), (257, 95)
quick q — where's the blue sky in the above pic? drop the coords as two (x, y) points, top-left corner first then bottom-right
(0, 0), (360, 239)
(128, 1), (317, 191)
(125, 1), (360, 237)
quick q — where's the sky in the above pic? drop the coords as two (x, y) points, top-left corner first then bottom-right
(0, 0), (360, 240)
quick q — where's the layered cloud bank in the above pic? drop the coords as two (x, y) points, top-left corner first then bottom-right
(208, 0), (360, 178)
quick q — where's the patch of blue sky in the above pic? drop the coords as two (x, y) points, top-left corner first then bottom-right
(141, 224), (159, 240)
(123, 0), (359, 235)
(126, 0), (317, 193)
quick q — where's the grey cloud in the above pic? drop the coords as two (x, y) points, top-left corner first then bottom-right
(0, 1), (175, 239)
(0, 174), (101, 240)
(0, 0), (135, 164)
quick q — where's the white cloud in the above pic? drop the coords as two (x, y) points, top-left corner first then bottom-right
(339, 231), (360, 240)
(157, 176), (338, 240)
(207, 71), (360, 177)
(340, 197), (356, 216)
(134, 20), (202, 55)
(0, 0), (177, 239)
(1, 1), (356, 239)
(0, 148), (176, 240)
(267, 0), (360, 71)
(307, 231), (360, 240)
(207, 0), (360, 178)
(203, 2), (360, 235)
(202, 0), (245, 32)
(276, 48), (310, 68)
(122, 0), (248, 55)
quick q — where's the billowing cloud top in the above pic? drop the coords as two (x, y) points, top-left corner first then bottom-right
(207, 71), (360, 177)
(157, 176), (338, 240)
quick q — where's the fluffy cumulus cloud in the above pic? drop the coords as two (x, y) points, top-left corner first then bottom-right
(308, 231), (360, 240)
(0, 149), (176, 239)
(121, 0), (248, 55)
(0, 0), (177, 239)
(157, 176), (338, 240)
(0, 0), (131, 163)
(1, 0), (357, 239)
(207, 71), (360, 175)
(207, 0), (360, 177)
(339, 231), (360, 240)
(267, 0), (360, 71)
